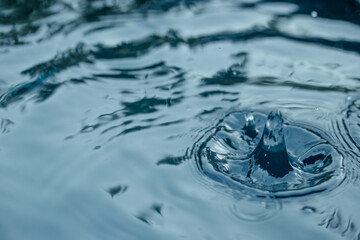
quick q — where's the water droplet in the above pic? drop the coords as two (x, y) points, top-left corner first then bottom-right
(243, 113), (258, 138)
(311, 11), (318, 18)
(260, 111), (285, 152)
(252, 111), (293, 178)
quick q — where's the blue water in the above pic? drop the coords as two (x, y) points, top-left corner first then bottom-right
(1, 0), (360, 239)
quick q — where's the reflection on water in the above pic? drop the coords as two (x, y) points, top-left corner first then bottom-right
(1, 0), (360, 239)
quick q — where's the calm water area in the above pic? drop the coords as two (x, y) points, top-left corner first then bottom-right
(1, 0), (360, 239)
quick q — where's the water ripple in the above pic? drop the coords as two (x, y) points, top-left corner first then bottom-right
(229, 196), (280, 222)
(193, 109), (347, 198)
(1, 0), (360, 238)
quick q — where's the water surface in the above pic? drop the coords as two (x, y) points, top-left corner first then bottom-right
(1, 0), (360, 239)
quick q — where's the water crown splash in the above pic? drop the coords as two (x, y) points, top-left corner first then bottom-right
(196, 109), (345, 197)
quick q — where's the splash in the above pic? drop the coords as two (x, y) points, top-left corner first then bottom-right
(195, 110), (345, 198)
(252, 111), (293, 178)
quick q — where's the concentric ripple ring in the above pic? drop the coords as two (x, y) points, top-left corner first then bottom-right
(194, 110), (346, 198)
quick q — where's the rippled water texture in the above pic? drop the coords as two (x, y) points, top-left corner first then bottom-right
(195, 110), (346, 198)
(1, 0), (360, 239)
